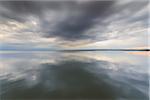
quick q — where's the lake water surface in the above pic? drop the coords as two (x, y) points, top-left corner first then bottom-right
(0, 51), (149, 100)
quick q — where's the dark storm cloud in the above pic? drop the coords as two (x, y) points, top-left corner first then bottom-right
(0, 1), (115, 41)
(43, 1), (114, 41)
(0, 0), (148, 43)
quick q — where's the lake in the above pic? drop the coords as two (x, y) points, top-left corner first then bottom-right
(0, 51), (149, 100)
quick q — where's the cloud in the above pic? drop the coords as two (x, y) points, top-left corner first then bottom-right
(39, 1), (115, 41)
(0, 1), (114, 40)
(0, 0), (149, 49)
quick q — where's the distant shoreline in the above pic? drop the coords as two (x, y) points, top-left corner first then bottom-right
(59, 49), (150, 52)
(0, 49), (149, 52)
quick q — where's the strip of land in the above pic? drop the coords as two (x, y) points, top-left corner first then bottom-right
(0, 49), (149, 52)
(59, 49), (150, 52)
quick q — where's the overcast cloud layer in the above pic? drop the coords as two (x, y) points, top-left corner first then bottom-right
(0, 0), (149, 50)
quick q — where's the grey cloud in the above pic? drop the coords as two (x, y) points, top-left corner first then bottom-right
(0, 1), (64, 22)
(0, 1), (115, 41)
(0, 0), (148, 43)
(39, 1), (115, 41)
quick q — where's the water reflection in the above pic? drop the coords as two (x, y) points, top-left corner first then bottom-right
(0, 51), (149, 100)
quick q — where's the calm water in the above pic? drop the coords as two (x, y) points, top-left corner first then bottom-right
(0, 51), (149, 100)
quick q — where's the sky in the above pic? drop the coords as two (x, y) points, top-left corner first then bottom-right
(0, 0), (149, 50)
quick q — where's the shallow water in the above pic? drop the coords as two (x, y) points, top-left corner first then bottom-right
(0, 51), (149, 100)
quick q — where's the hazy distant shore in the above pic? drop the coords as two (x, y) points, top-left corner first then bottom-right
(0, 49), (149, 52)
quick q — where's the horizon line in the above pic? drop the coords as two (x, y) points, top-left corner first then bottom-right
(0, 49), (149, 52)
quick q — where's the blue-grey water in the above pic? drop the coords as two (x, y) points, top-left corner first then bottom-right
(0, 51), (149, 100)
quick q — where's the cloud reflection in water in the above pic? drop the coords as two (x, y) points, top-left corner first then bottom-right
(0, 51), (149, 100)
